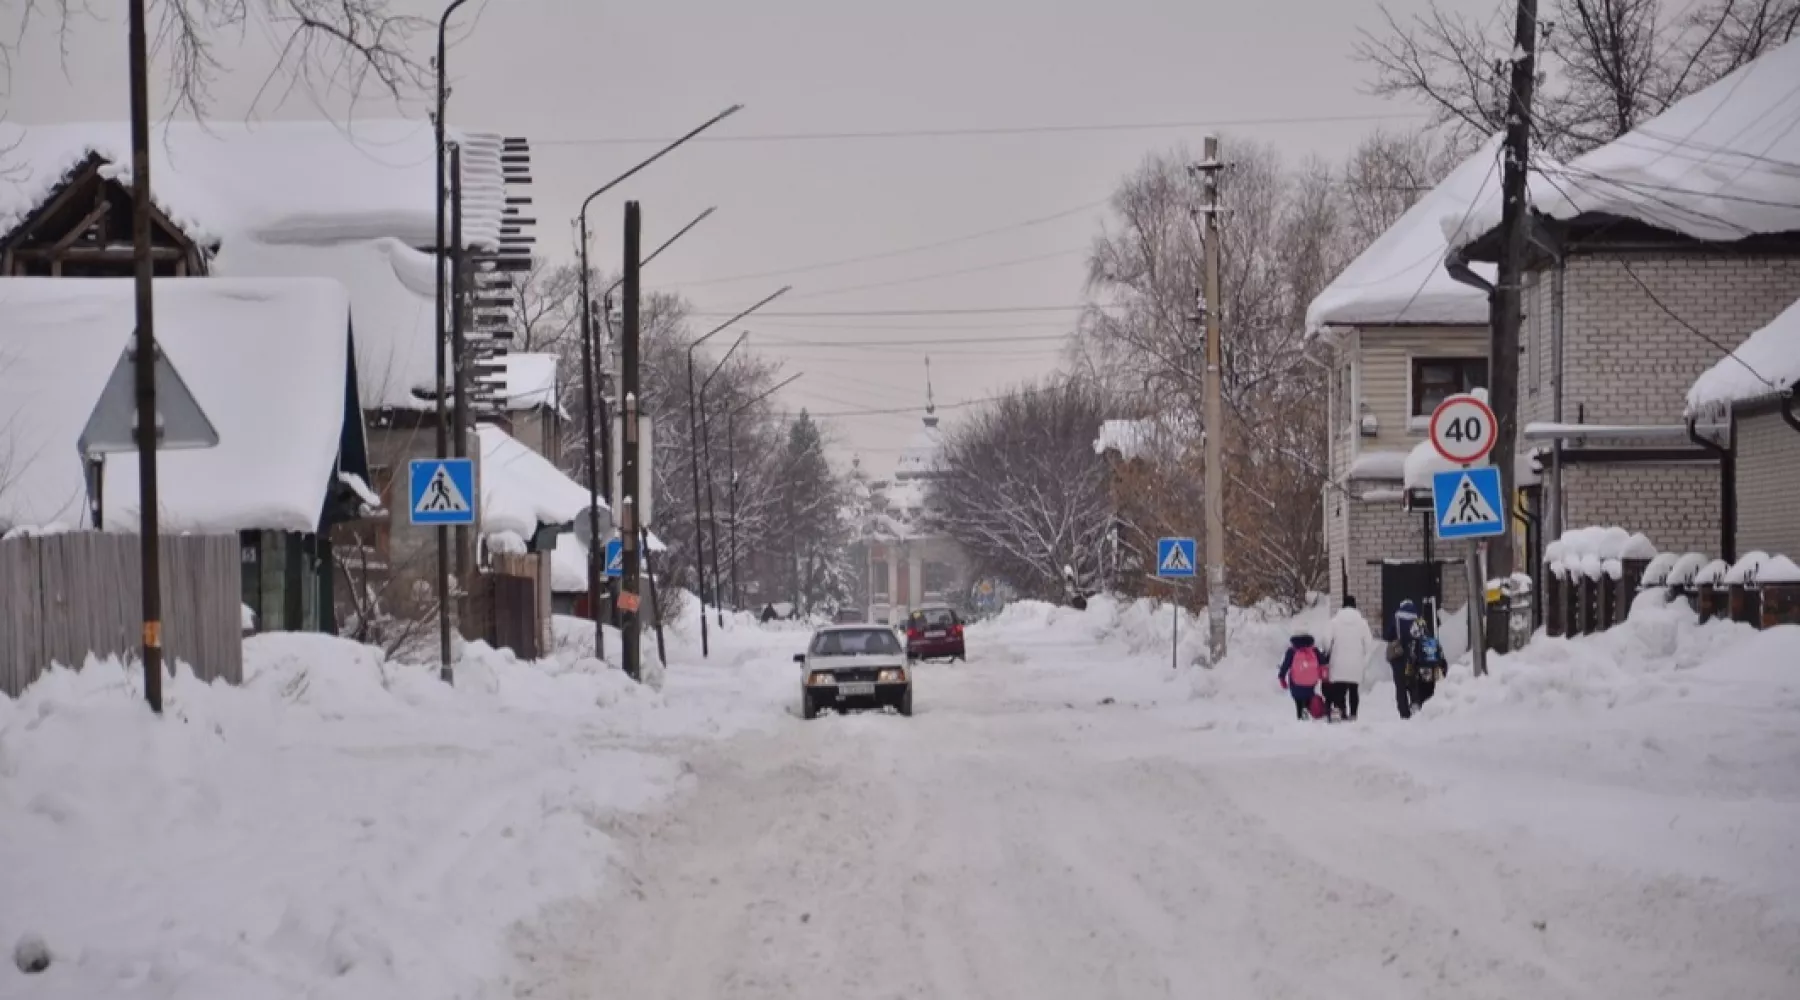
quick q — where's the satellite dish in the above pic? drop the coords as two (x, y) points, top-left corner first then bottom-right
(572, 504), (613, 546)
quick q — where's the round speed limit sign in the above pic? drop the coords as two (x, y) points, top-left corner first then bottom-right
(1429, 393), (1497, 464)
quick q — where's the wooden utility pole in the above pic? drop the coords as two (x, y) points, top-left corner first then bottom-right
(1490, 0), (1539, 616)
(127, 0), (163, 713)
(449, 142), (475, 640)
(1196, 135), (1228, 665)
(620, 202), (644, 682)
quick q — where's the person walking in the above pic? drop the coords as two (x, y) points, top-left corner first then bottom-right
(1387, 600), (1421, 719)
(1278, 628), (1326, 721)
(1320, 596), (1375, 721)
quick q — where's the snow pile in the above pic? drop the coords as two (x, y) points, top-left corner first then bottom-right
(1641, 552), (1681, 586)
(1688, 295), (1800, 410)
(1723, 551), (1770, 586)
(1666, 552), (1711, 587)
(0, 633), (713, 1000)
(1694, 558), (1731, 587)
(1762, 555), (1800, 584)
(0, 278), (352, 534)
(1306, 134), (1501, 332)
(1093, 419), (1153, 461)
(1546, 527), (1655, 579)
(1425, 597), (1792, 718)
(1447, 38), (1800, 249)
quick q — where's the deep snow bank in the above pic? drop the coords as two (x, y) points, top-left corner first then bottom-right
(0, 629), (781, 1000)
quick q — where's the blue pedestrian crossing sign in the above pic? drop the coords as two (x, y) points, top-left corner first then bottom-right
(604, 537), (622, 579)
(408, 458), (476, 526)
(1432, 465), (1505, 540)
(1156, 537), (1197, 578)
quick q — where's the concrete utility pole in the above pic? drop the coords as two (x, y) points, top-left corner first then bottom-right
(1195, 135), (1228, 665)
(449, 142), (474, 640)
(620, 202), (644, 682)
(126, 0), (163, 713)
(1490, 0), (1539, 603)
(431, 0), (471, 684)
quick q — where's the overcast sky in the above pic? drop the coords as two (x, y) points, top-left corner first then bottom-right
(6, 0), (1489, 473)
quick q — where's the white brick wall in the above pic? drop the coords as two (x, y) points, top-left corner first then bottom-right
(1521, 251), (1800, 563)
(1334, 494), (1471, 634)
(1561, 461), (1723, 557)
(1736, 411), (1800, 558)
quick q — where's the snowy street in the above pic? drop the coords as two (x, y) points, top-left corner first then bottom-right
(4, 599), (1799, 998)
(511, 604), (1800, 1000)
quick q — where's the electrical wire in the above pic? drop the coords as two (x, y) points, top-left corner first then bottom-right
(787, 247), (1087, 300)
(533, 112), (1427, 147)
(673, 198), (1110, 288)
(690, 304), (1092, 318)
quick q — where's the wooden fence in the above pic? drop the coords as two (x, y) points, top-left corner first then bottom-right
(0, 532), (242, 697)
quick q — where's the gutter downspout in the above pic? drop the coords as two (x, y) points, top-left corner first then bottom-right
(1548, 255), (1566, 547)
(1686, 416), (1736, 564)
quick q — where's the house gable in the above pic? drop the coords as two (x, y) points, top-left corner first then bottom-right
(0, 154), (208, 277)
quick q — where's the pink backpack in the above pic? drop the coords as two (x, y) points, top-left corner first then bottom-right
(1289, 646), (1324, 687)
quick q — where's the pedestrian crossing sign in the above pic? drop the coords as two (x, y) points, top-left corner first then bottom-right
(1156, 536), (1197, 578)
(1431, 465), (1505, 540)
(604, 537), (622, 579)
(409, 458), (477, 526)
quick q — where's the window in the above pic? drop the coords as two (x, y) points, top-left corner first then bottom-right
(811, 628), (903, 656)
(1411, 357), (1488, 417)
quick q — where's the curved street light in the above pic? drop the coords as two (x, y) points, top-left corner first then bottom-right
(726, 371), (805, 610)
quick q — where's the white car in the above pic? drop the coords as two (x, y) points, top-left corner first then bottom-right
(794, 625), (914, 719)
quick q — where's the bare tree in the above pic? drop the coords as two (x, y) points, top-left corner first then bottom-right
(931, 379), (1115, 601)
(502, 257), (582, 356)
(1357, 0), (1800, 158)
(1339, 126), (1464, 252)
(1079, 139), (1343, 606)
(2, 1), (428, 116)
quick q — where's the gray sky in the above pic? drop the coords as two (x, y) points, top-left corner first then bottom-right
(7, 0), (1482, 474)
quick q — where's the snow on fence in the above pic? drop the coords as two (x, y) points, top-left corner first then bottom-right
(0, 532), (242, 697)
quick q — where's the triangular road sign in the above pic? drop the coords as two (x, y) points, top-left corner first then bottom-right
(414, 463), (472, 515)
(1441, 473), (1500, 527)
(78, 341), (219, 456)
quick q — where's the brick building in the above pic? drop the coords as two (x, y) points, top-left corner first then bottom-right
(1448, 39), (1800, 570)
(1308, 137), (1502, 633)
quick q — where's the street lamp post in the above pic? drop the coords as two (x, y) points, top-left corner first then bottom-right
(684, 286), (791, 656)
(573, 106), (742, 660)
(726, 372), (804, 610)
(699, 333), (750, 628)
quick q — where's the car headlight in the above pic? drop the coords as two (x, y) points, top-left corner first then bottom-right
(877, 668), (907, 684)
(807, 672), (837, 687)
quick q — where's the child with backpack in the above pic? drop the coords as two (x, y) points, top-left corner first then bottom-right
(1278, 629), (1328, 721)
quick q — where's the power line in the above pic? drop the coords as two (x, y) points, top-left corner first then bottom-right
(673, 198), (1110, 287)
(533, 112), (1428, 148)
(789, 247), (1086, 300)
(755, 333), (1071, 348)
(691, 304), (1091, 318)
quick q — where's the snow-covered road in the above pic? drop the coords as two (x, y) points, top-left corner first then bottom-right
(512, 616), (1800, 1000)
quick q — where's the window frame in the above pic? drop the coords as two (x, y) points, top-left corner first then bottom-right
(1408, 356), (1488, 423)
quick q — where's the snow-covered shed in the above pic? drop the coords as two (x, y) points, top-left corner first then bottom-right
(0, 119), (511, 413)
(1686, 295), (1800, 560)
(1447, 37), (1800, 565)
(1306, 136), (1502, 628)
(0, 277), (372, 632)
(498, 352), (564, 459)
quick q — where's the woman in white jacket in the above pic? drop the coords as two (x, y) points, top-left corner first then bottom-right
(1320, 597), (1376, 721)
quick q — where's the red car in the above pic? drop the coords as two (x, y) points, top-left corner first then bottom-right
(905, 605), (966, 662)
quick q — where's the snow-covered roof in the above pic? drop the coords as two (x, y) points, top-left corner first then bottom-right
(1348, 450), (1409, 482)
(1306, 134), (1502, 333)
(1448, 39), (1800, 250)
(504, 353), (560, 412)
(1093, 419), (1152, 461)
(0, 120), (507, 249)
(893, 416), (945, 479)
(1687, 294), (1800, 411)
(0, 277), (353, 533)
(477, 423), (591, 539)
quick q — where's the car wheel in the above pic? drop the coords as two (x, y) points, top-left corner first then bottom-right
(802, 692), (818, 720)
(898, 685), (914, 717)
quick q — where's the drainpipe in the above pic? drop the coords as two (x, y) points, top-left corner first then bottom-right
(1686, 416), (1736, 564)
(1546, 256), (1566, 546)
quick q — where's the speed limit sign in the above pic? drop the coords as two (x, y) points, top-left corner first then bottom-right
(1429, 393), (1497, 464)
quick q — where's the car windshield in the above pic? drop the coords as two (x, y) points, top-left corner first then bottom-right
(810, 628), (902, 656)
(912, 609), (956, 628)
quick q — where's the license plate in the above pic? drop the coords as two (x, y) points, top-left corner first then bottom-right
(837, 682), (876, 697)
(925, 630), (945, 638)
